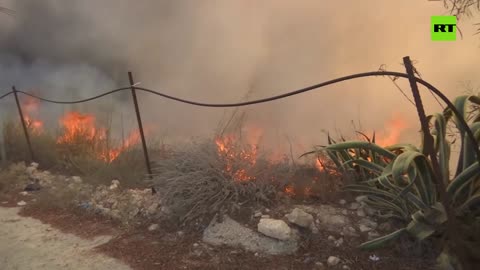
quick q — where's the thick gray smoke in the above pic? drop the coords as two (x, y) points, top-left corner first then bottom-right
(1, 0), (479, 156)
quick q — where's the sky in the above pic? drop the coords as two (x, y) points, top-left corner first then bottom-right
(0, 0), (479, 156)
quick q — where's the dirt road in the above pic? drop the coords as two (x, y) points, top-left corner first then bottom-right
(0, 207), (131, 270)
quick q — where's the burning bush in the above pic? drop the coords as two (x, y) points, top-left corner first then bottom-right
(150, 136), (293, 225)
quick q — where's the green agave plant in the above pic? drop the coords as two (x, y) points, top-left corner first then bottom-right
(304, 94), (480, 252)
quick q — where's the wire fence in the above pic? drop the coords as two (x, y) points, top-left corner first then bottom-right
(0, 56), (478, 178)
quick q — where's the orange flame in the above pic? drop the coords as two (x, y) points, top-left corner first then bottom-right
(21, 96), (43, 133)
(57, 111), (141, 162)
(376, 115), (408, 147)
(215, 130), (259, 182)
(57, 112), (102, 144)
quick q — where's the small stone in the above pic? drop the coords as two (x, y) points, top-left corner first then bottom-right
(19, 191), (28, 196)
(193, 243), (199, 248)
(349, 202), (361, 210)
(254, 211), (262, 218)
(315, 261), (325, 268)
(342, 265), (351, 270)
(357, 208), (366, 217)
(17, 201), (27, 206)
(341, 209), (348, 215)
(257, 218), (292, 241)
(177, 231), (184, 237)
(285, 208), (314, 228)
(359, 224), (372, 232)
(342, 226), (358, 237)
(327, 256), (341, 266)
(261, 215), (270, 219)
(71, 176), (82, 184)
(148, 224), (159, 231)
(310, 223), (319, 234)
(109, 180), (120, 190)
(339, 199), (347, 205)
(334, 237), (344, 247)
(359, 218), (378, 229)
(30, 162), (39, 169)
(327, 235), (336, 241)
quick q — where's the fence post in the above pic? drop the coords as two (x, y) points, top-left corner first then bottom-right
(12, 86), (35, 162)
(402, 56), (467, 266)
(128, 72), (155, 194)
(0, 124), (6, 165)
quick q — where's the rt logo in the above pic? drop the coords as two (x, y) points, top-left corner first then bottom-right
(431, 16), (457, 41)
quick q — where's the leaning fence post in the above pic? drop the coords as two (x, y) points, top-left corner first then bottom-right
(403, 56), (466, 266)
(12, 86), (35, 162)
(128, 72), (155, 193)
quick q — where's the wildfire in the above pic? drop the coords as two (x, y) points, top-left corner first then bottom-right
(21, 96), (43, 133)
(284, 184), (295, 197)
(57, 111), (141, 162)
(57, 112), (103, 144)
(215, 134), (258, 182)
(375, 115), (408, 147)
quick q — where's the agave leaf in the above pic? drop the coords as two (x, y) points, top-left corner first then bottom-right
(406, 218), (436, 241)
(447, 162), (480, 197)
(385, 144), (420, 152)
(358, 228), (407, 250)
(430, 113), (450, 185)
(342, 159), (384, 174)
(325, 141), (396, 159)
(458, 189), (480, 211)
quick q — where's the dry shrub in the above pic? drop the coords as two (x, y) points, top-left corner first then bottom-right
(151, 139), (292, 225)
(0, 162), (28, 194)
(2, 120), (58, 168)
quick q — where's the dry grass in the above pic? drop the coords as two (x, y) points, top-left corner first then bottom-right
(1, 118), (151, 188)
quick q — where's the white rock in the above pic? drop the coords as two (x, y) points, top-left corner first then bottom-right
(258, 218), (292, 241)
(339, 199), (347, 205)
(19, 191), (28, 196)
(327, 256), (341, 266)
(359, 218), (378, 229)
(261, 215), (270, 219)
(334, 237), (344, 247)
(315, 261), (325, 268)
(349, 202), (361, 210)
(328, 235), (336, 241)
(71, 176), (82, 184)
(17, 201), (27, 206)
(285, 208), (314, 228)
(359, 224), (373, 232)
(30, 162), (39, 169)
(310, 223), (319, 234)
(148, 224), (159, 231)
(253, 211), (262, 218)
(342, 265), (351, 270)
(357, 208), (366, 217)
(341, 209), (348, 215)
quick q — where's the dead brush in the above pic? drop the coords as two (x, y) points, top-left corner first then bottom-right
(150, 138), (291, 226)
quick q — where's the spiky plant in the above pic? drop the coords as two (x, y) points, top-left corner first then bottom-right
(304, 94), (480, 268)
